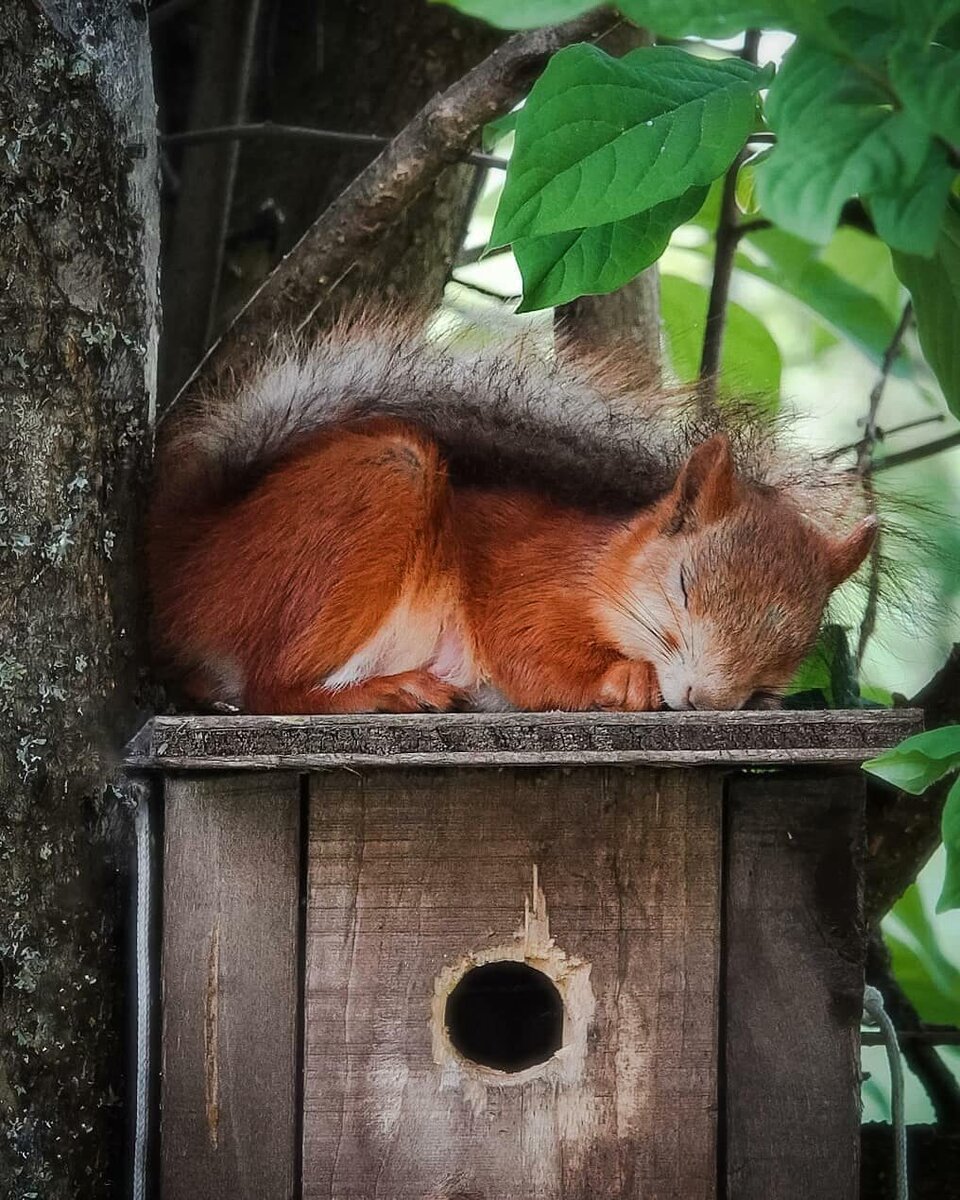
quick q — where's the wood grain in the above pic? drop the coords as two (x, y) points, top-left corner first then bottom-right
(161, 773), (302, 1200)
(302, 767), (723, 1200)
(723, 771), (865, 1200)
(125, 708), (923, 771)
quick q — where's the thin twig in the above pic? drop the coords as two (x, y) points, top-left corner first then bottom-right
(171, 9), (615, 407)
(734, 217), (771, 239)
(857, 301), (913, 475)
(862, 1028), (960, 1045)
(449, 274), (519, 303)
(159, 0), (261, 405)
(854, 301), (912, 667)
(161, 123), (509, 170)
(827, 413), (946, 460)
(698, 30), (761, 397)
(870, 430), (960, 473)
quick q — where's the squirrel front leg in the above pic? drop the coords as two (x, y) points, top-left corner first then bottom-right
(593, 657), (663, 711)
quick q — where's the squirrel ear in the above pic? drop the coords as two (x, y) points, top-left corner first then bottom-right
(827, 515), (879, 585)
(665, 434), (738, 531)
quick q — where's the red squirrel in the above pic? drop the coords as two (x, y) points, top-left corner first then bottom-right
(148, 314), (877, 714)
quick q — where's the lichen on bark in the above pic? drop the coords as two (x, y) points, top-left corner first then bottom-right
(0, 3), (157, 1196)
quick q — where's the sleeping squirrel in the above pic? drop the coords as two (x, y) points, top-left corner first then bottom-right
(147, 313), (876, 714)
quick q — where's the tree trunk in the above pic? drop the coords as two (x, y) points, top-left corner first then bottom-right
(0, 4), (158, 1197)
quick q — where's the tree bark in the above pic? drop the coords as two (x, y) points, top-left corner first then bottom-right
(0, 4), (158, 1196)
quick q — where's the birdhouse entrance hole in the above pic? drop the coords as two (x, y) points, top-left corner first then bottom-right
(445, 960), (564, 1073)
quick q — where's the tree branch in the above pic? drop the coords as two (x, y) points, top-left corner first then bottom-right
(176, 10), (615, 402)
(161, 122), (509, 170)
(698, 30), (760, 397)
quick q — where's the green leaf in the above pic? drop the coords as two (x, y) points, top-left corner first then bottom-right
(819, 227), (903, 320)
(489, 45), (765, 248)
(868, 151), (956, 257)
(483, 107), (519, 151)
(660, 274), (781, 405)
(756, 41), (934, 245)
(938, 775), (960, 912)
(851, 0), (960, 38)
(884, 862), (960, 1019)
(863, 724), (960, 794)
(513, 187), (707, 312)
(436, 0), (848, 39)
(787, 624), (857, 706)
(616, 1), (844, 42)
(892, 204), (960, 416)
(735, 160), (761, 217)
(729, 228), (906, 365)
(889, 37), (960, 148)
(430, 0), (598, 29)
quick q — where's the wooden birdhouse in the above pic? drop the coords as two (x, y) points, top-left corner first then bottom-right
(125, 708), (922, 1200)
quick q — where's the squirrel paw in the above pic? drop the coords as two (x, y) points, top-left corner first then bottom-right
(596, 659), (662, 711)
(367, 670), (469, 713)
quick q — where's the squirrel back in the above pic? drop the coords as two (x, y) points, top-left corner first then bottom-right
(155, 310), (798, 518)
(149, 310), (877, 714)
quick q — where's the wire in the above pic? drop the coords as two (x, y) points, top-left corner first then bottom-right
(132, 790), (154, 1200)
(864, 984), (908, 1200)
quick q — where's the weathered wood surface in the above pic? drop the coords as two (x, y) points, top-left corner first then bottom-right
(161, 774), (302, 1200)
(126, 708), (923, 770)
(302, 767), (722, 1200)
(724, 772), (865, 1200)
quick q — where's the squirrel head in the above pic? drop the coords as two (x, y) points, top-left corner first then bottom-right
(602, 434), (877, 710)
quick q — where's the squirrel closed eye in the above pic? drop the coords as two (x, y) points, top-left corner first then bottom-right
(147, 311), (876, 715)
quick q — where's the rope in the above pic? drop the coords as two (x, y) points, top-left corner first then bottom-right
(863, 984), (908, 1200)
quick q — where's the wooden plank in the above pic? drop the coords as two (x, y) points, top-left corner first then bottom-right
(125, 708), (923, 771)
(724, 771), (865, 1200)
(302, 767), (723, 1200)
(161, 773), (303, 1200)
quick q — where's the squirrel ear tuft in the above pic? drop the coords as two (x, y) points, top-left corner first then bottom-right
(665, 434), (738, 531)
(827, 515), (879, 585)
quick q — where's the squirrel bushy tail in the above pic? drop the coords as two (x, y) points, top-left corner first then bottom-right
(154, 309), (803, 520)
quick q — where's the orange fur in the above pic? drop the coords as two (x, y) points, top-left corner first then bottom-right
(149, 416), (876, 714)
